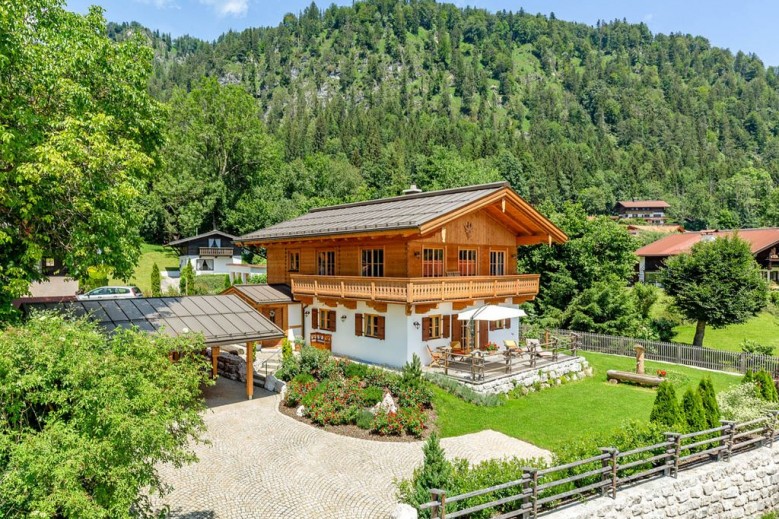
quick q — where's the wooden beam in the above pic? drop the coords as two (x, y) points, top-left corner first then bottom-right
(246, 342), (254, 400)
(405, 304), (413, 316)
(414, 303), (439, 314)
(485, 297), (508, 305)
(512, 296), (533, 304)
(452, 301), (472, 311)
(516, 234), (548, 246)
(319, 298), (339, 308)
(366, 301), (388, 313)
(296, 295), (314, 305)
(211, 346), (220, 379)
(341, 300), (357, 310)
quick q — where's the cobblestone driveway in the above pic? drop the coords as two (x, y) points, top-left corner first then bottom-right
(156, 378), (551, 519)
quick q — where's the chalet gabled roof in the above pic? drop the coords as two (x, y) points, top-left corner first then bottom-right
(616, 200), (670, 209)
(22, 295), (284, 346)
(635, 228), (779, 257)
(168, 229), (238, 246)
(238, 182), (567, 244)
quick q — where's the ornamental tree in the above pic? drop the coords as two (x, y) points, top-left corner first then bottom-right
(0, 313), (211, 517)
(649, 381), (683, 430)
(0, 1), (161, 322)
(151, 262), (162, 297)
(697, 377), (720, 429)
(681, 388), (707, 433)
(660, 235), (767, 347)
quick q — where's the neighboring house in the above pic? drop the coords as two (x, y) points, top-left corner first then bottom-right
(169, 230), (243, 276)
(227, 262), (267, 284)
(635, 228), (779, 284)
(237, 182), (567, 368)
(615, 200), (670, 224)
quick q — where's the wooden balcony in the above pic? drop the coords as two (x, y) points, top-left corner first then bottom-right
(290, 274), (540, 304)
(199, 247), (234, 257)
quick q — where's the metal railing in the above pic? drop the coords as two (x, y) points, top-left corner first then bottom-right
(419, 412), (779, 518)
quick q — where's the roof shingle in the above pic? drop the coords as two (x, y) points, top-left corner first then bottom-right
(636, 228), (779, 257)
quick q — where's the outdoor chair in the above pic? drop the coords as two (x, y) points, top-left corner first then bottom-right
(426, 345), (445, 368)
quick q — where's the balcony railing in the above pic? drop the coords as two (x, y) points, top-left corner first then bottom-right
(290, 274), (540, 304)
(198, 247), (234, 257)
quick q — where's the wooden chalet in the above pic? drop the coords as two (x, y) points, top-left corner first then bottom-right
(237, 182), (567, 368)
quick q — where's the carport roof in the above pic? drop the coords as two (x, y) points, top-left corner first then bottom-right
(23, 295), (284, 346)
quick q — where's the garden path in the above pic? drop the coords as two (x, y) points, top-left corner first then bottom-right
(155, 377), (551, 519)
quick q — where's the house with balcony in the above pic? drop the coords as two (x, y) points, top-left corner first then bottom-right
(237, 182), (567, 368)
(169, 229), (243, 276)
(615, 200), (670, 224)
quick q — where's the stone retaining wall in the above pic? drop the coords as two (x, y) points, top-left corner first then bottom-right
(462, 356), (591, 395)
(545, 444), (779, 519)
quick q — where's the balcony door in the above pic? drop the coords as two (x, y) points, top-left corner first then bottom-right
(317, 250), (336, 276)
(423, 248), (444, 277)
(458, 249), (477, 276)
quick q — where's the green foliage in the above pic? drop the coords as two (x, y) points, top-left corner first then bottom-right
(401, 433), (453, 515)
(632, 283), (659, 320)
(651, 316), (680, 342)
(754, 370), (779, 402)
(192, 274), (230, 295)
(224, 274), (232, 290)
(740, 339), (775, 356)
(561, 279), (646, 336)
(248, 274), (268, 284)
(519, 206), (638, 317)
(743, 369), (755, 384)
(361, 386), (384, 406)
(150, 262), (162, 297)
(281, 338), (293, 363)
(697, 377), (721, 429)
(661, 236), (767, 346)
(80, 265), (110, 293)
(424, 373), (505, 407)
(649, 381), (684, 429)
(402, 353), (423, 387)
(356, 409), (375, 430)
(343, 361), (369, 379)
(718, 382), (775, 422)
(681, 388), (707, 433)
(0, 1), (161, 321)
(179, 262), (195, 295)
(0, 313), (210, 518)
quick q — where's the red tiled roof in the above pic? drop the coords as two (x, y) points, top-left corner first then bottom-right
(617, 200), (670, 209)
(636, 228), (779, 257)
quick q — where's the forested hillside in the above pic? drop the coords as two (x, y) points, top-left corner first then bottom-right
(112, 0), (779, 241)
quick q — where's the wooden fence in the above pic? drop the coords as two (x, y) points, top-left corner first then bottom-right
(529, 327), (779, 376)
(419, 412), (779, 518)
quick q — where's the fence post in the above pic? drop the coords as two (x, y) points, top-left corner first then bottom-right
(766, 411), (778, 448)
(664, 432), (681, 478)
(739, 352), (746, 373)
(725, 421), (736, 462)
(429, 489), (446, 519)
(521, 468), (533, 519)
(599, 447), (618, 499)
(524, 467), (539, 519)
(719, 420), (735, 461)
(675, 343), (681, 364)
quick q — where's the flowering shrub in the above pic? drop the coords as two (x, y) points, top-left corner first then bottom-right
(284, 378), (318, 406)
(717, 382), (775, 422)
(399, 407), (426, 437)
(371, 411), (404, 436)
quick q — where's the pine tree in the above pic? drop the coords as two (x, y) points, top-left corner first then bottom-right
(224, 274), (232, 290)
(150, 262), (161, 297)
(742, 369), (754, 384)
(650, 381), (683, 430)
(697, 377), (720, 429)
(179, 262), (195, 295)
(413, 433), (452, 516)
(755, 370), (779, 402)
(681, 388), (707, 433)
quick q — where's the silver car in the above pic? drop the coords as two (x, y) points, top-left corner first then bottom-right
(76, 286), (143, 301)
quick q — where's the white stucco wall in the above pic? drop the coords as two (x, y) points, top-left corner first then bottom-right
(638, 256), (646, 282)
(179, 255), (242, 275)
(303, 298), (525, 369)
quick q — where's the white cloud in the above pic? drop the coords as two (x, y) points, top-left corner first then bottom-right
(199, 0), (249, 17)
(133, 0), (179, 8)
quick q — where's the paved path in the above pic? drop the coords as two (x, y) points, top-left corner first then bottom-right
(156, 378), (551, 519)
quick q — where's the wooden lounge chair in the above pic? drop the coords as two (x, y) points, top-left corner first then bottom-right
(426, 345), (445, 368)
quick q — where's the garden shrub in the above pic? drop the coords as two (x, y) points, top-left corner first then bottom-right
(150, 262), (161, 297)
(284, 378), (317, 407)
(741, 340), (775, 356)
(361, 386), (384, 406)
(649, 381), (684, 429)
(398, 407), (426, 437)
(769, 291), (779, 306)
(402, 353), (423, 387)
(755, 369), (779, 402)
(292, 373), (315, 385)
(356, 409), (374, 430)
(371, 410), (404, 436)
(650, 316), (679, 342)
(396, 384), (433, 410)
(681, 388), (707, 433)
(276, 354), (301, 381)
(743, 369), (755, 384)
(343, 361), (369, 379)
(697, 377), (720, 429)
(397, 433), (453, 516)
(281, 338), (293, 362)
(424, 373), (504, 406)
(717, 382), (775, 422)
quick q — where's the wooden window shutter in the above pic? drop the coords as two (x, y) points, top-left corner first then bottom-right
(328, 311), (336, 332)
(377, 316), (386, 340)
(311, 308), (318, 330)
(443, 315), (450, 338)
(355, 313), (363, 336)
(505, 318), (511, 329)
(421, 317), (431, 341)
(489, 320), (496, 331)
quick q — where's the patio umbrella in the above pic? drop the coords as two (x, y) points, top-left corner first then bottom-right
(457, 305), (527, 321)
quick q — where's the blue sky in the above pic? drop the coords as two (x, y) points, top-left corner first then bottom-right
(66, 0), (779, 66)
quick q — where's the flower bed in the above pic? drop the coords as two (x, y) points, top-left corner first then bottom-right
(278, 346), (433, 439)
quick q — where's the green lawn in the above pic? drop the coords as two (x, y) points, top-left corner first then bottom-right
(672, 310), (779, 353)
(433, 351), (741, 452)
(110, 243), (179, 295)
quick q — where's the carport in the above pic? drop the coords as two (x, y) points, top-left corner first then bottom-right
(24, 294), (284, 399)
